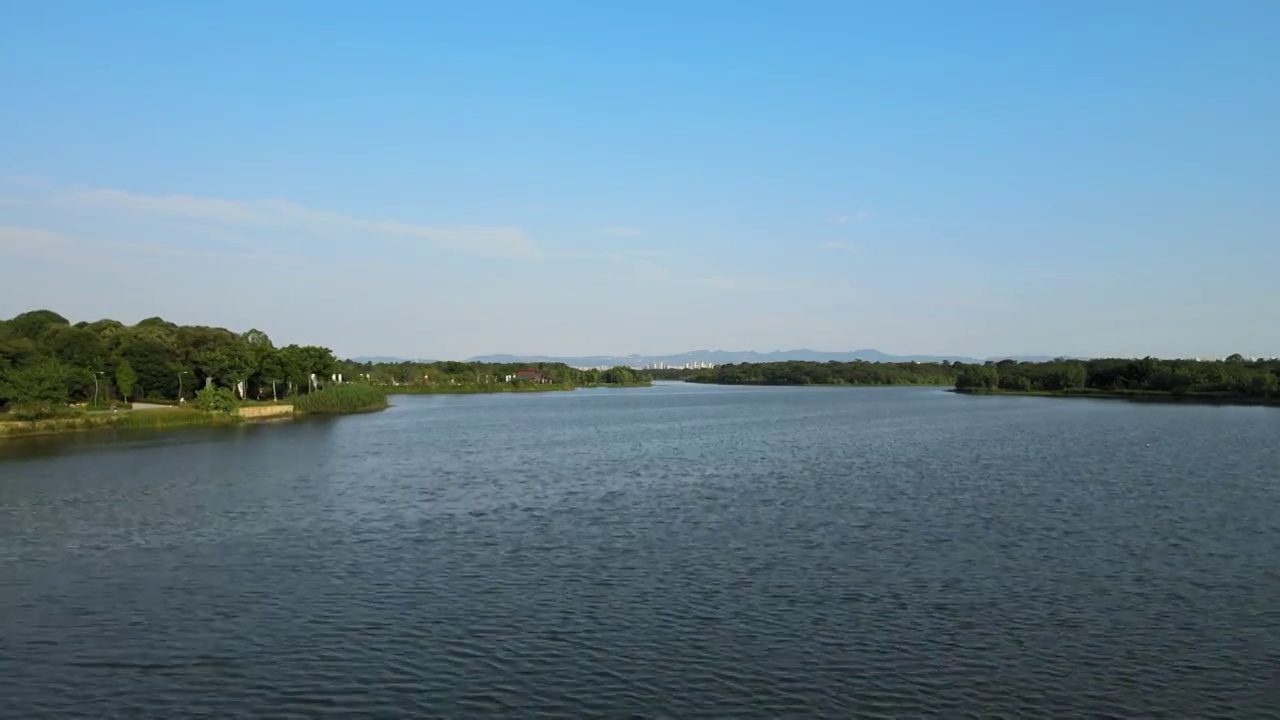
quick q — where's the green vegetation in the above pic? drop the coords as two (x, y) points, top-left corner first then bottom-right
(0, 309), (347, 420)
(685, 360), (957, 386)
(110, 408), (240, 430)
(388, 381), (578, 395)
(292, 384), (389, 414)
(350, 359), (650, 391)
(955, 355), (1280, 404)
(115, 359), (137, 401)
(677, 355), (1280, 406)
(0, 407), (239, 439)
(192, 386), (240, 414)
(0, 308), (651, 436)
(642, 368), (706, 381)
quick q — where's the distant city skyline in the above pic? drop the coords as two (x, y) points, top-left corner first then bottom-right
(2, 3), (1277, 360)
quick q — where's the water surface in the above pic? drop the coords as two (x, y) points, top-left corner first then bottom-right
(3, 383), (1279, 717)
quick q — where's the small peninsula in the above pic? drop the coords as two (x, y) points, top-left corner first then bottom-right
(673, 360), (956, 386)
(661, 356), (1280, 407)
(951, 356), (1279, 405)
(0, 309), (649, 438)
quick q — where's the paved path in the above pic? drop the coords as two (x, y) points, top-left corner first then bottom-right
(129, 402), (174, 411)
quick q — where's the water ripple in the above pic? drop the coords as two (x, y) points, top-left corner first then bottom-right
(2, 385), (1280, 717)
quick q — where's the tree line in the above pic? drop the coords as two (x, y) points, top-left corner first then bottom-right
(956, 356), (1280, 399)
(671, 355), (1280, 402)
(684, 360), (958, 386)
(0, 310), (345, 411)
(347, 359), (648, 388)
(0, 309), (649, 414)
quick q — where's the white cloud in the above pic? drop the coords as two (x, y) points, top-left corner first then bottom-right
(599, 226), (643, 237)
(45, 187), (540, 260)
(0, 225), (292, 267)
(0, 179), (803, 357)
(3, 183), (765, 304)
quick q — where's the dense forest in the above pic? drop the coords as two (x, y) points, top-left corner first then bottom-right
(0, 310), (349, 411)
(347, 359), (647, 390)
(684, 360), (958, 386)
(639, 368), (705, 381)
(955, 356), (1280, 400)
(673, 355), (1280, 403)
(0, 310), (647, 416)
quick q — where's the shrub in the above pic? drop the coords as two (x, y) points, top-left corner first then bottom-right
(113, 408), (237, 429)
(291, 383), (388, 414)
(6, 403), (86, 421)
(193, 386), (239, 414)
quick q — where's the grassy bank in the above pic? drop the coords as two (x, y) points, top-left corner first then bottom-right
(684, 379), (953, 387)
(1, 379), (657, 440)
(0, 408), (241, 439)
(291, 383), (389, 414)
(386, 382), (576, 395)
(951, 387), (1280, 407)
(385, 380), (651, 395)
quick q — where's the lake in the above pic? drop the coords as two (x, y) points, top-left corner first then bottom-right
(2, 382), (1279, 718)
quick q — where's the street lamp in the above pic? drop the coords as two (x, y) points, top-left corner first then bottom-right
(178, 370), (190, 402)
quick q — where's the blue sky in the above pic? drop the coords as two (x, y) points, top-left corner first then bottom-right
(2, 1), (1277, 360)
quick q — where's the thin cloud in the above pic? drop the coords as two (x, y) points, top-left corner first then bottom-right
(599, 226), (643, 237)
(47, 186), (541, 260)
(598, 250), (761, 293)
(693, 275), (758, 291)
(0, 226), (71, 253)
(0, 175), (52, 190)
(0, 225), (293, 267)
(828, 210), (872, 225)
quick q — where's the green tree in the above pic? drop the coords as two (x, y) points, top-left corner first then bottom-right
(8, 309), (69, 341)
(193, 385), (238, 413)
(0, 362), (70, 406)
(1047, 362), (1087, 391)
(116, 359), (138, 401)
(0, 334), (41, 375)
(602, 366), (641, 384)
(301, 346), (337, 377)
(197, 344), (254, 396)
(120, 338), (180, 400)
(277, 345), (310, 395)
(955, 364), (999, 390)
(48, 326), (106, 370)
(256, 347), (286, 401)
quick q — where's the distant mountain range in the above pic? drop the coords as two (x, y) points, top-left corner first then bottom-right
(353, 349), (1066, 366)
(349, 355), (437, 364)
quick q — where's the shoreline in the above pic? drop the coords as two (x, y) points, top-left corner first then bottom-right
(0, 409), (246, 440)
(384, 382), (651, 395)
(674, 380), (1280, 408)
(0, 382), (654, 440)
(682, 380), (953, 388)
(950, 387), (1280, 407)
